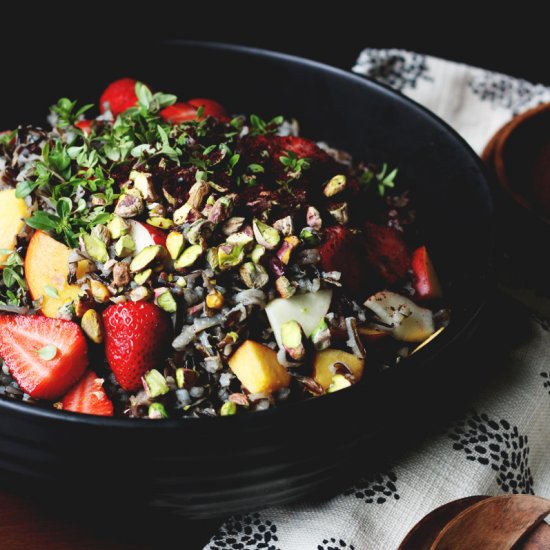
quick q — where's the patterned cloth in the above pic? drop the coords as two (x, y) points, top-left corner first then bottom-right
(205, 50), (550, 550)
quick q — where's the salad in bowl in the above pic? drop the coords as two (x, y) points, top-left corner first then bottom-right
(0, 78), (448, 419)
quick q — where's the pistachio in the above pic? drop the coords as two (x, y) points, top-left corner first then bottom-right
(90, 279), (110, 303)
(130, 245), (162, 272)
(306, 206), (322, 230)
(249, 244), (266, 264)
(281, 320), (307, 361)
(275, 275), (296, 299)
(134, 269), (152, 286)
(187, 180), (210, 210)
(130, 170), (157, 201)
(148, 402), (169, 419)
(218, 243), (244, 271)
(91, 194), (107, 207)
(311, 318), (331, 351)
(299, 227), (320, 246)
(252, 219), (280, 250)
(166, 231), (185, 260)
(206, 247), (219, 271)
(143, 369), (169, 398)
(114, 235), (136, 258)
(327, 373), (352, 393)
(107, 215), (129, 240)
(115, 193), (144, 218)
(220, 401), (237, 416)
(147, 202), (166, 218)
(328, 202), (349, 225)
(277, 235), (301, 265)
(185, 219), (214, 247)
(175, 368), (198, 389)
(173, 203), (202, 225)
(155, 288), (177, 313)
(82, 234), (109, 264)
(91, 224), (111, 246)
(176, 368), (185, 389)
(239, 262), (269, 289)
(73, 293), (93, 317)
(206, 289), (224, 310)
(222, 216), (245, 236)
(129, 286), (151, 302)
(226, 231), (254, 250)
(112, 262), (131, 287)
(146, 217), (174, 230)
(273, 216), (294, 236)
(81, 309), (105, 344)
(208, 195), (235, 224)
(323, 174), (347, 197)
(162, 187), (177, 206)
(175, 277), (187, 288)
(174, 244), (203, 270)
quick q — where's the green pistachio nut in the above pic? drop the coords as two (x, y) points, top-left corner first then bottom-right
(252, 219), (280, 250)
(239, 262), (269, 289)
(129, 245), (162, 272)
(114, 235), (136, 258)
(174, 244), (203, 270)
(143, 369), (170, 398)
(107, 215), (129, 240)
(83, 234), (109, 264)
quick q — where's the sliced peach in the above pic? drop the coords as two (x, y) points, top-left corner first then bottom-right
(313, 348), (365, 391)
(25, 231), (91, 318)
(0, 188), (28, 266)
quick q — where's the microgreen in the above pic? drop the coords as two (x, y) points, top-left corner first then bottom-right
(37, 345), (58, 361)
(359, 163), (398, 196)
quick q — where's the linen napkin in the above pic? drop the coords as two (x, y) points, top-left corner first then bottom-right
(205, 49), (550, 550)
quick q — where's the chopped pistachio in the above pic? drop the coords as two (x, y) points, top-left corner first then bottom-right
(218, 243), (244, 271)
(175, 368), (185, 389)
(206, 247), (219, 271)
(222, 216), (245, 236)
(130, 170), (157, 201)
(148, 402), (169, 419)
(306, 206), (322, 230)
(114, 235), (136, 258)
(107, 215), (129, 240)
(155, 288), (177, 313)
(115, 193), (144, 218)
(112, 262), (131, 287)
(275, 275), (296, 299)
(175, 277), (187, 288)
(91, 224), (111, 246)
(226, 231), (254, 250)
(227, 331), (239, 344)
(163, 187), (177, 206)
(73, 294), (92, 317)
(146, 217), (174, 230)
(147, 202), (166, 218)
(186, 219), (214, 247)
(273, 216), (294, 236)
(299, 227), (320, 246)
(252, 219), (280, 250)
(208, 195), (234, 224)
(133, 269), (152, 285)
(174, 244), (203, 270)
(130, 245), (162, 272)
(206, 289), (224, 309)
(187, 180), (210, 210)
(323, 174), (347, 197)
(220, 401), (237, 416)
(83, 234), (109, 263)
(129, 286), (151, 302)
(249, 244), (266, 264)
(239, 262), (269, 289)
(281, 320), (307, 361)
(143, 369), (170, 398)
(328, 202), (349, 225)
(173, 203), (201, 225)
(311, 318), (331, 351)
(166, 231), (185, 260)
(81, 309), (105, 344)
(327, 373), (352, 393)
(90, 279), (111, 303)
(277, 236), (301, 265)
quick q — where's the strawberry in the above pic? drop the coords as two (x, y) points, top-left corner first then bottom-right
(319, 225), (364, 293)
(160, 102), (198, 124)
(99, 78), (138, 116)
(188, 98), (227, 119)
(0, 315), (88, 400)
(363, 222), (411, 284)
(102, 302), (172, 392)
(74, 120), (92, 135)
(61, 370), (114, 416)
(278, 136), (330, 164)
(411, 245), (443, 300)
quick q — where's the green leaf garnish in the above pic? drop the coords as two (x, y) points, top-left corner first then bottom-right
(37, 345), (58, 361)
(43, 285), (60, 299)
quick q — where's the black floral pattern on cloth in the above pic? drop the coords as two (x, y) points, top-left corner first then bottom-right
(354, 48), (432, 92)
(317, 537), (356, 550)
(342, 471), (400, 504)
(540, 371), (550, 395)
(468, 71), (550, 115)
(449, 413), (534, 494)
(208, 513), (280, 550)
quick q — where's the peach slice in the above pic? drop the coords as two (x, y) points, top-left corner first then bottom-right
(25, 231), (90, 318)
(0, 188), (28, 266)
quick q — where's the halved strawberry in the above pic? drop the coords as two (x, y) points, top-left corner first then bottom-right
(0, 315), (88, 400)
(103, 302), (172, 391)
(411, 245), (443, 300)
(319, 225), (364, 293)
(188, 98), (227, 119)
(278, 136), (330, 164)
(61, 370), (114, 416)
(75, 120), (92, 135)
(160, 102), (197, 124)
(99, 78), (138, 116)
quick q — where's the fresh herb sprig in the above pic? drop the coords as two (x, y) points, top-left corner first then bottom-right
(0, 250), (28, 306)
(359, 163), (398, 197)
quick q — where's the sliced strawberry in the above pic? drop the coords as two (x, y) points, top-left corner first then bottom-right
(364, 222), (411, 284)
(319, 225), (364, 293)
(160, 102), (197, 124)
(188, 98), (227, 119)
(0, 315), (88, 400)
(103, 302), (172, 392)
(61, 370), (114, 416)
(100, 78), (138, 116)
(411, 245), (443, 300)
(75, 120), (92, 135)
(278, 136), (330, 164)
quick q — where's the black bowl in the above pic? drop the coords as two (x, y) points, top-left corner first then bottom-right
(0, 41), (492, 519)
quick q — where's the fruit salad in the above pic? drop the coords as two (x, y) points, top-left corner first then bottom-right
(0, 79), (449, 418)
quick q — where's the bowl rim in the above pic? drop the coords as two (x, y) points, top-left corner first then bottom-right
(0, 40), (491, 429)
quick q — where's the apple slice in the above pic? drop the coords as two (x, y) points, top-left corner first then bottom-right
(265, 289), (332, 348)
(411, 245), (443, 300)
(127, 220), (166, 252)
(0, 189), (28, 266)
(25, 231), (91, 318)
